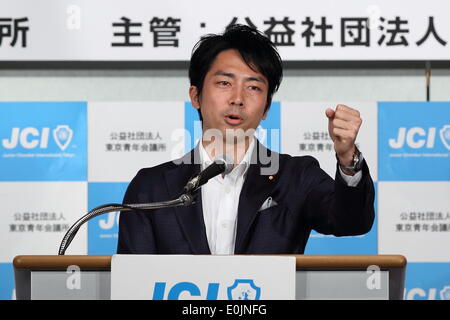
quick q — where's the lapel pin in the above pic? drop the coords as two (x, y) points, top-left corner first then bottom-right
(268, 175), (274, 181)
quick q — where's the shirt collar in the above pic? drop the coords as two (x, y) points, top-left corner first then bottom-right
(198, 136), (255, 181)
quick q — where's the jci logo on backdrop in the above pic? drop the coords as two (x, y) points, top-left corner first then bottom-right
(406, 285), (450, 300)
(379, 102), (450, 181)
(2, 125), (73, 152)
(98, 212), (119, 230)
(0, 102), (87, 181)
(388, 125), (450, 150)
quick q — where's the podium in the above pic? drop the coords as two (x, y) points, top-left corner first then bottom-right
(13, 254), (406, 300)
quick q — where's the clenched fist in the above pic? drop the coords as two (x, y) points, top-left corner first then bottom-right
(325, 104), (362, 168)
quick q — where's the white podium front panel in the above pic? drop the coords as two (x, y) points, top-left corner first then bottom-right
(111, 255), (296, 300)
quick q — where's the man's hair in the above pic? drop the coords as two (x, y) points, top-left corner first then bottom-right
(188, 24), (283, 120)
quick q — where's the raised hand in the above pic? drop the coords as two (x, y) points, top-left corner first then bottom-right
(325, 104), (362, 167)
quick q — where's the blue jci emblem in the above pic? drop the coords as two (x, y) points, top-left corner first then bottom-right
(440, 125), (450, 150)
(227, 279), (261, 300)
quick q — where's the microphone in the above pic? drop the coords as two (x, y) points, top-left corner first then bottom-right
(183, 154), (234, 193)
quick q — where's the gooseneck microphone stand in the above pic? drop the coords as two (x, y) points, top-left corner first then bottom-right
(58, 192), (196, 255)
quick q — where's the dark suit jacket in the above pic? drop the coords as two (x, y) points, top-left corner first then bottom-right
(117, 141), (375, 254)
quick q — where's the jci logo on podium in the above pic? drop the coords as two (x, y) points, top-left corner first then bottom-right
(152, 279), (261, 300)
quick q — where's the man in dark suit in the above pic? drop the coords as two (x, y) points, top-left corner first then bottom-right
(117, 25), (375, 255)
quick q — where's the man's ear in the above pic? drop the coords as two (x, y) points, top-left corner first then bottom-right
(189, 86), (200, 110)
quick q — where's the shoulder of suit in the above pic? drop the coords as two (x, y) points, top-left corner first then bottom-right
(133, 159), (180, 180)
(257, 150), (321, 177)
(278, 152), (320, 167)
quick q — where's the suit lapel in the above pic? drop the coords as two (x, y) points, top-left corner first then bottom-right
(234, 142), (280, 253)
(164, 148), (211, 254)
(163, 142), (280, 254)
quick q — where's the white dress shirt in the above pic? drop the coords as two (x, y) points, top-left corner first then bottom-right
(199, 138), (254, 254)
(198, 138), (362, 254)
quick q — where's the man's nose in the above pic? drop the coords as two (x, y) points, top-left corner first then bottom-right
(229, 86), (244, 107)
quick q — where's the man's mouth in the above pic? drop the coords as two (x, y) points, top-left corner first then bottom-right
(225, 114), (244, 125)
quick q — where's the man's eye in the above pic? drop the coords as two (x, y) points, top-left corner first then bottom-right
(218, 81), (230, 86)
(249, 86), (260, 91)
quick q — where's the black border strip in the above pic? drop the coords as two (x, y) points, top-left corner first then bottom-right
(0, 60), (449, 70)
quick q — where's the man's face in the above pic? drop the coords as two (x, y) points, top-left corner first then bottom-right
(189, 49), (269, 143)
